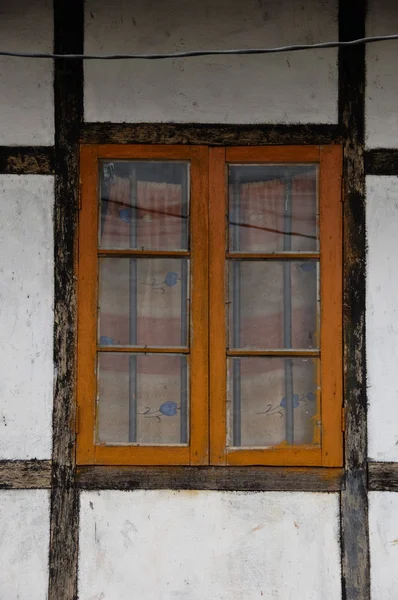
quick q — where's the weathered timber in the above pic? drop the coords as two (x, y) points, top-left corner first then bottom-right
(78, 466), (345, 492)
(339, 1), (370, 599)
(81, 122), (341, 146)
(0, 460), (52, 489)
(48, 2), (83, 599)
(365, 149), (398, 176)
(368, 463), (398, 491)
(0, 147), (55, 175)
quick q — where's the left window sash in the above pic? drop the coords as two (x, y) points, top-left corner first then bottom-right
(77, 145), (209, 465)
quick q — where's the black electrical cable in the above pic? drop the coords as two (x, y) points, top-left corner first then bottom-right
(0, 33), (397, 60)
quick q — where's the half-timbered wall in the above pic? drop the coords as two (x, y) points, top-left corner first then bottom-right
(0, 0), (396, 598)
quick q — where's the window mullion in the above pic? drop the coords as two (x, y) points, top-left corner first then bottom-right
(208, 147), (228, 465)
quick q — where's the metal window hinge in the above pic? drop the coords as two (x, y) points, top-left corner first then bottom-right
(75, 405), (80, 435)
(341, 407), (346, 432)
(78, 185), (82, 210)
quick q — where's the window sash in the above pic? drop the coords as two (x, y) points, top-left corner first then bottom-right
(209, 146), (343, 466)
(77, 145), (209, 465)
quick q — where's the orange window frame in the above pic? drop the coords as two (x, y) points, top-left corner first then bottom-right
(77, 145), (209, 465)
(209, 146), (343, 467)
(77, 144), (343, 467)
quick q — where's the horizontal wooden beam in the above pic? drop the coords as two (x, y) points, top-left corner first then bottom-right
(0, 460), (52, 489)
(368, 462), (398, 491)
(365, 149), (398, 176)
(77, 465), (344, 491)
(81, 122), (341, 147)
(0, 147), (55, 175)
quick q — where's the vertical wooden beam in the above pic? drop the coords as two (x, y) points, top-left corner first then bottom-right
(48, 1), (83, 599)
(339, 1), (370, 598)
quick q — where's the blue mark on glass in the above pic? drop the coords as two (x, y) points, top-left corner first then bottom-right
(299, 262), (316, 272)
(119, 208), (132, 223)
(280, 394), (300, 409)
(164, 272), (179, 287)
(99, 336), (115, 346)
(306, 392), (316, 402)
(159, 401), (178, 416)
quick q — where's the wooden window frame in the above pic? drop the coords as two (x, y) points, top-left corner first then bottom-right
(209, 146), (343, 467)
(77, 144), (343, 467)
(77, 145), (209, 465)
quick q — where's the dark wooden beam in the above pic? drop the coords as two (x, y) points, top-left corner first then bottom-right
(81, 122), (341, 146)
(368, 463), (398, 491)
(365, 149), (398, 176)
(0, 147), (54, 174)
(0, 460), (52, 489)
(339, 1), (370, 599)
(48, 2), (83, 600)
(78, 466), (345, 492)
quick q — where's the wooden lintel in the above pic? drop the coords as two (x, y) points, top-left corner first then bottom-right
(81, 122), (341, 147)
(77, 465), (344, 492)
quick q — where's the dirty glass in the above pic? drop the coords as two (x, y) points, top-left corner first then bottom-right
(99, 161), (189, 250)
(97, 353), (188, 445)
(99, 257), (189, 348)
(227, 164), (320, 447)
(228, 164), (318, 253)
(96, 160), (190, 446)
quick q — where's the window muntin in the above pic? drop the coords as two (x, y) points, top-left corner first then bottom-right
(77, 144), (342, 467)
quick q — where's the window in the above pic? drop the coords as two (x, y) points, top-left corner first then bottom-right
(77, 144), (343, 467)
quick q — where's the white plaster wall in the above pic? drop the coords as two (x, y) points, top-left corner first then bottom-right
(0, 176), (53, 459)
(0, 0), (54, 146)
(79, 490), (341, 600)
(85, 0), (338, 124)
(366, 176), (398, 461)
(366, 0), (398, 148)
(0, 490), (50, 600)
(369, 492), (398, 600)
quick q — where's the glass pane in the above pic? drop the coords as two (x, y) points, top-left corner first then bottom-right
(97, 353), (188, 445)
(228, 260), (319, 350)
(99, 161), (189, 250)
(227, 357), (320, 447)
(99, 257), (189, 347)
(228, 164), (318, 253)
